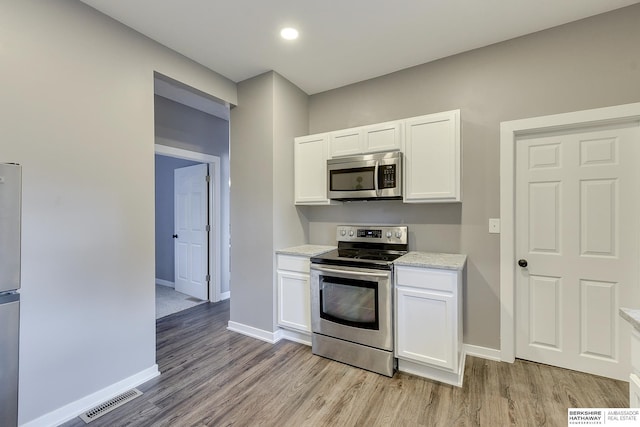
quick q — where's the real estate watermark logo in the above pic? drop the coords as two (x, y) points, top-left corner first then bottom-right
(568, 409), (639, 426)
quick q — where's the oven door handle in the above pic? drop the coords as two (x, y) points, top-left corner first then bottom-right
(311, 265), (390, 278)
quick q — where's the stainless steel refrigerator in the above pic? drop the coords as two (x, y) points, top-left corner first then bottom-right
(0, 163), (21, 427)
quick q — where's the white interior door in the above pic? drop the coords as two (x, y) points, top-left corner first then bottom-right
(515, 121), (640, 381)
(174, 163), (209, 300)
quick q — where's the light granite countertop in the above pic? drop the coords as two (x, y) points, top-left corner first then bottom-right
(276, 244), (336, 257)
(394, 251), (467, 271)
(620, 308), (640, 332)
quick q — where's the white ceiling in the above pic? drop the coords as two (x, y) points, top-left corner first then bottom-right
(80, 0), (640, 95)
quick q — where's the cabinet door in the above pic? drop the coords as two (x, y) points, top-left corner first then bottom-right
(277, 270), (311, 332)
(396, 286), (456, 370)
(363, 121), (401, 153)
(329, 128), (363, 158)
(403, 110), (461, 202)
(294, 134), (332, 205)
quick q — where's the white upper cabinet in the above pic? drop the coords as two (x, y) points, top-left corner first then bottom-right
(364, 121), (402, 153)
(329, 121), (402, 158)
(294, 133), (335, 205)
(294, 109), (461, 205)
(329, 128), (362, 157)
(403, 110), (461, 203)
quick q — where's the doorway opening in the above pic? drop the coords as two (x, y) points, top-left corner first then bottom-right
(154, 149), (222, 318)
(153, 73), (231, 319)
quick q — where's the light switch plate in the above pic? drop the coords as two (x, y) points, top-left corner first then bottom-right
(489, 218), (500, 234)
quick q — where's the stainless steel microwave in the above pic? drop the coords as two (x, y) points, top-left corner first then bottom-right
(327, 151), (402, 201)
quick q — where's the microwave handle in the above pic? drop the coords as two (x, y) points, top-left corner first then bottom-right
(374, 161), (380, 196)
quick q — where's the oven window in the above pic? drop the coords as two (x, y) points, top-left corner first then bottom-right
(330, 167), (375, 192)
(319, 276), (379, 330)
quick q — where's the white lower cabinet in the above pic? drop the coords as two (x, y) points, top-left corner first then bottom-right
(395, 265), (464, 386)
(396, 287), (455, 370)
(277, 270), (311, 332)
(277, 254), (311, 335)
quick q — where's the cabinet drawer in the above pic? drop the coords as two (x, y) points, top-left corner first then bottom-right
(396, 266), (457, 292)
(277, 255), (310, 273)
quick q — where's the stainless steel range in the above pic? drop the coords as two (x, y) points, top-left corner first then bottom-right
(310, 225), (408, 377)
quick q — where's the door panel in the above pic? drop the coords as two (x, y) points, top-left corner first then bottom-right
(580, 279), (616, 359)
(580, 179), (616, 256)
(528, 275), (561, 350)
(516, 122), (639, 380)
(528, 182), (561, 254)
(174, 164), (208, 300)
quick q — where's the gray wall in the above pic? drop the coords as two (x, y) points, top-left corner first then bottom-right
(305, 4), (640, 349)
(230, 73), (275, 330)
(0, 1), (236, 424)
(273, 73), (311, 252)
(155, 155), (200, 283)
(154, 95), (231, 294)
(230, 72), (308, 332)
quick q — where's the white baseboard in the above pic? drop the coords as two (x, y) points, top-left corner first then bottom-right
(21, 365), (160, 427)
(219, 291), (230, 301)
(226, 322), (311, 347)
(398, 354), (466, 387)
(277, 328), (312, 346)
(227, 321), (279, 344)
(226, 324), (501, 362)
(155, 279), (174, 287)
(463, 343), (502, 361)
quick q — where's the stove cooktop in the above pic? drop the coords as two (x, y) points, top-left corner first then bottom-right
(311, 249), (406, 270)
(314, 247), (407, 261)
(311, 225), (409, 270)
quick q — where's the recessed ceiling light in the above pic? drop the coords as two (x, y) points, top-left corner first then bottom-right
(280, 27), (299, 41)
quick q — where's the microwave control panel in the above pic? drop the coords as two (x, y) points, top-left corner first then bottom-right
(379, 164), (397, 189)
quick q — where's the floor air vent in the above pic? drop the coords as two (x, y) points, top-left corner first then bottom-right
(79, 388), (142, 423)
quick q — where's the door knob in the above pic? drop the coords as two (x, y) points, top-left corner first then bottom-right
(172, 234), (178, 239)
(518, 259), (528, 268)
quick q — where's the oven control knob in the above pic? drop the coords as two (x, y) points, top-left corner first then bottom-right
(395, 231), (403, 238)
(386, 231), (392, 238)
(349, 230), (355, 237)
(340, 229), (347, 236)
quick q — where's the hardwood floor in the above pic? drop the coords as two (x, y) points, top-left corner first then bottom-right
(62, 301), (628, 426)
